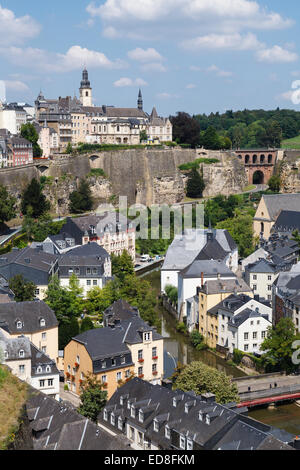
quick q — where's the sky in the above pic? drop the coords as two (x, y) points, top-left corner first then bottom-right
(1, 0), (300, 116)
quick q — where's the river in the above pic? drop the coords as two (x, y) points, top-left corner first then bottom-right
(142, 268), (300, 436)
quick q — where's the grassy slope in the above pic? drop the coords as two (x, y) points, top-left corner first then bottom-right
(282, 135), (300, 149)
(0, 366), (28, 450)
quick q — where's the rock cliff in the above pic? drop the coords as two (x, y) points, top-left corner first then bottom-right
(0, 148), (248, 215)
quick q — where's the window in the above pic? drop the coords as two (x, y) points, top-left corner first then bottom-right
(111, 358), (116, 367)
(101, 375), (107, 384)
(261, 331), (266, 339)
(42, 332), (47, 340)
(165, 426), (171, 439)
(138, 350), (143, 360)
(4, 350), (8, 359)
(253, 285), (257, 291)
(152, 347), (157, 358)
(152, 363), (157, 373)
(244, 345), (249, 351)
(19, 350), (25, 358)
(253, 275), (257, 280)
(131, 406), (135, 418)
(179, 435), (186, 450)
(16, 321), (22, 329)
(253, 332), (257, 339)
(87, 280), (91, 286)
(268, 285), (272, 291)
(125, 369), (130, 378)
(102, 361), (106, 369)
(111, 413), (115, 426)
(19, 365), (25, 374)
(138, 366), (143, 376)
(48, 379), (53, 387)
(39, 380), (45, 387)
(116, 372), (122, 382)
(153, 420), (159, 432)
(46, 366), (51, 373)
(244, 333), (249, 340)
(35, 289), (40, 296)
(118, 417), (123, 431)
(187, 439), (193, 451)
(253, 344), (257, 349)
(139, 410), (144, 423)
(42, 346), (47, 354)
(268, 275), (272, 281)
(144, 332), (151, 342)
(93, 280), (97, 286)
(103, 409), (108, 421)
(121, 356), (125, 364)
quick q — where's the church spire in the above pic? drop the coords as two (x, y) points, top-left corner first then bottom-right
(137, 89), (143, 111)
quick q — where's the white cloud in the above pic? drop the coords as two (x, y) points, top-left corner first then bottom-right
(140, 62), (167, 72)
(87, 0), (292, 41)
(103, 26), (120, 38)
(0, 4), (41, 46)
(156, 92), (179, 99)
(113, 77), (148, 87)
(128, 47), (163, 63)
(182, 33), (263, 51)
(190, 64), (232, 77)
(186, 83), (196, 89)
(0, 45), (127, 73)
(256, 45), (298, 63)
(4, 80), (29, 92)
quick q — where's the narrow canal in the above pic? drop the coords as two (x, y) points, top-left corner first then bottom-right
(142, 268), (300, 436)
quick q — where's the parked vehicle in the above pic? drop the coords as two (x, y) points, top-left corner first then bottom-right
(140, 254), (150, 262)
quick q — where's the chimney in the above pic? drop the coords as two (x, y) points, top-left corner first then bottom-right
(201, 272), (204, 287)
(294, 436), (300, 450)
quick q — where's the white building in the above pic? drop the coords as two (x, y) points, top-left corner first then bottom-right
(208, 294), (272, 354)
(244, 258), (280, 302)
(0, 103), (27, 134)
(0, 331), (60, 400)
(162, 228), (238, 293)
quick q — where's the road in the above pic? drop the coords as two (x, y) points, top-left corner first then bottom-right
(59, 382), (81, 408)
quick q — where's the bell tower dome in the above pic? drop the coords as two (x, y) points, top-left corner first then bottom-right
(79, 68), (93, 107)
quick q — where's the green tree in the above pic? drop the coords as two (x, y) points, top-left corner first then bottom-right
(21, 178), (50, 218)
(0, 185), (16, 228)
(190, 330), (207, 351)
(44, 274), (83, 324)
(216, 214), (255, 258)
(111, 250), (134, 282)
(268, 175), (281, 192)
(20, 123), (42, 158)
(59, 317), (80, 350)
(65, 142), (73, 154)
(140, 130), (148, 143)
(174, 361), (239, 404)
(165, 284), (178, 306)
(78, 374), (107, 422)
(80, 317), (95, 333)
(170, 112), (201, 147)
(260, 318), (300, 373)
(186, 167), (205, 199)
(8, 274), (36, 302)
(69, 179), (93, 214)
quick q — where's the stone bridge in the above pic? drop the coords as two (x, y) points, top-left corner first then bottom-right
(236, 149), (277, 185)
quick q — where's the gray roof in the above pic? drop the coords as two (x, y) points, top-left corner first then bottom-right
(98, 378), (294, 450)
(25, 388), (131, 450)
(162, 229), (236, 271)
(246, 258), (279, 274)
(0, 301), (58, 334)
(273, 210), (300, 233)
(0, 331), (31, 361)
(228, 309), (270, 328)
(200, 278), (252, 295)
(180, 259), (235, 279)
(262, 194), (300, 221)
(208, 294), (253, 316)
(103, 299), (140, 326)
(30, 343), (59, 377)
(63, 243), (109, 259)
(83, 106), (148, 119)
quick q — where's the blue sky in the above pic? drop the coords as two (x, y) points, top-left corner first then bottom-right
(1, 0), (300, 116)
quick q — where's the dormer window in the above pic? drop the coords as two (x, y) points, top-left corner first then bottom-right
(37, 366), (42, 374)
(16, 321), (22, 330)
(19, 350), (25, 358)
(131, 406), (135, 418)
(118, 417), (123, 431)
(120, 396), (124, 406)
(139, 410), (144, 423)
(165, 426), (170, 440)
(153, 419), (159, 432)
(46, 366), (51, 373)
(4, 350), (8, 359)
(40, 319), (46, 327)
(144, 332), (151, 342)
(206, 415), (211, 425)
(198, 411), (203, 421)
(187, 438), (193, 450)
(179, 435), (186, 450)
(111, 413), (115, 426)
(103, 409), (108, 421)
(173, 397), (178, 408)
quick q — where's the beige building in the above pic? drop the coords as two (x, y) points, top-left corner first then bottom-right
(37, 121), (59, 157)
(197, 279), (253, 349)
(65, 302), (164, 399)
(253, 194), (300, 240)
(0, 301), (59, 364)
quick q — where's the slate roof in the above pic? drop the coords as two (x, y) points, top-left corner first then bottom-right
(0, 330), (31, 361)
(207, 294), (254, 316)
(261, 194), (300, 221)
(180, 259), (235, 279)
(99, 378), (295, 451)
(0, 301), (58, 334)
(25, 389), (131, 450)
(246, 258), (279, 274)
(63, 242), (109, 259)
(103, 299), (140, 326)
(273, 210), (300, 233)
(82, 106), (148, 119)
(30, 343), (59, 377)
(199, 278), (252, 295)
(0, 247), (59, 285)
(228, 309), (270, 328)
(162, 229), (236, 271)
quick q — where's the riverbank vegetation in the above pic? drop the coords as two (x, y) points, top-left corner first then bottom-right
(171, 361), (240, 404)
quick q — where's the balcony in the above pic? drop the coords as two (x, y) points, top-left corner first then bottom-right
(138, 358), (144, 363)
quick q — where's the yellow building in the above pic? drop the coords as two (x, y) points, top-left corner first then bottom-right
(253, 194), (300, 240)
(0, 300), (59, 364)
(198, 279), (253, 349)
(64, 313), (164, 399)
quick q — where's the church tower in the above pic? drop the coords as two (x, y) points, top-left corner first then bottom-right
(137, 89), (143, 111)
(79, 68), (93, 107)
